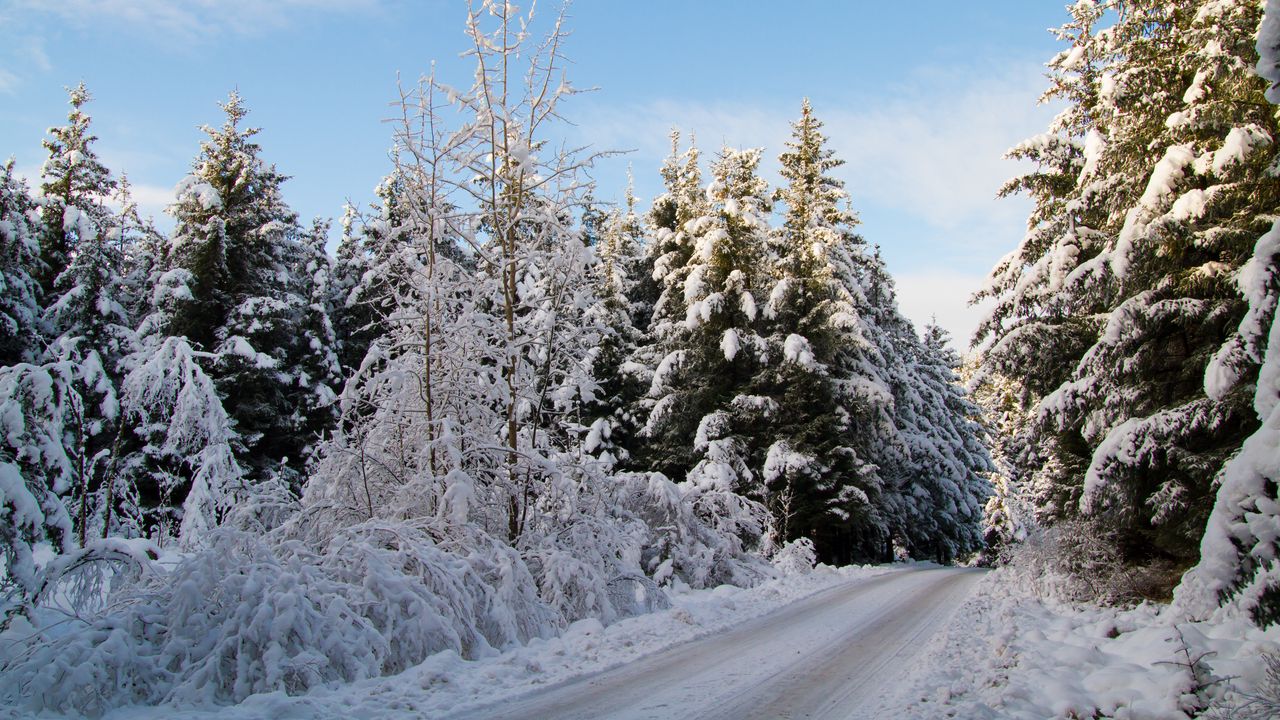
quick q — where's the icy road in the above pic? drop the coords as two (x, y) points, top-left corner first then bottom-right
(448, 566), (984, 720)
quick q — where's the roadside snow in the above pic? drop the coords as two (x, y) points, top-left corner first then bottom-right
(888, 569), (1280, 719)
(65, 564), (894, 720)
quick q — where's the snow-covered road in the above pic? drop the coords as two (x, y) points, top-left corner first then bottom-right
(447, 566), (985, 720)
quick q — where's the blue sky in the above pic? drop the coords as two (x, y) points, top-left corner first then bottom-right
(0, 1), (1069, 349)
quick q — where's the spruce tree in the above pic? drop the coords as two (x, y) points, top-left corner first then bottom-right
(36, 83), (117, 301)
(977, 0), (1280, 582)
(644, 147), (772, 497)
(759, 100), (892, 562)
(583, 183), (648, 468)
(629, 133), (710, 477)
(0, 162), (42, 366)
(41, 189), (136, 545)
(903, 324), (990, 562)
(155, 92), (338, 495)
(1176, 1), (1280, 625)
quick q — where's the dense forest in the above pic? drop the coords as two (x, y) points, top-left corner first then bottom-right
(974, 0), (1280, 626)
(1, 0), (1279, 715)
(0, 1), (989, 712)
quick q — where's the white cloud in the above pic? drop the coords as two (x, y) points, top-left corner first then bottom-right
(577, 61), (1052, 234)
(824, 68), (1052, 232)
(0, 68), (19, 94)
(125, 182), (175, 222)
(893, 269), (993, 354)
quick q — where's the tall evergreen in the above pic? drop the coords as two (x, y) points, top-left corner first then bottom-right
(644, 147), (772, 497)
(976, 0), (1279, 580)
(1176, 1), (1280, 625)
(583, 182), (648, 468)
(155, 92), (338, 494)
(901, 324), (990, 562)
(0, 162), (42, 366)
(36, 83), (117, 301)
(759, 100), (891, 562)
(629, 133), (710, 477)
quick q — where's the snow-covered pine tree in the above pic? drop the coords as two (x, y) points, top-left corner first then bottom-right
(644, 147), (773, 501)
(160, 92), (338, 493)
(289, 217), (343, 466)
(900, 323), (990, 562)
(41, 180), (136, 545)
(626, 135), (708, 476)
(977, 0), (1280, 587)
(963, 359), (1036, 565)
(583, 181), (648, 469)
(972, 0), (1112, 526)
(758, 100), (892, 563)
(0, 162), (42, 366)
(1175, 0), (1280, 626)
(330, 169), (456, 377)
(36, 83), (117, 301)
(330, 202), (373, 376)
(25, 88), (146, 547)
(0, 360), (78, 621)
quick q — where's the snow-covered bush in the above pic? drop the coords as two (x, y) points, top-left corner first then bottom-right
(770, 537), (818, 575)
(1207, 652), (1280, 720)
(0, 523), (562, 715)
(611, 471), (772, 590)
(1004, 519), (1181, 605)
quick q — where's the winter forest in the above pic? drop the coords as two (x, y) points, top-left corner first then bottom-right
(2, 1), (1280, 718)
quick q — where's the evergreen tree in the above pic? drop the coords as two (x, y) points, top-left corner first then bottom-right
(902, 324), (990, 562)
(0, 361), (78, 621)
(0, 162), (42, 366)
(628, 133), (709, 476)
(159, 92), (338, 492)
(36, 83), (117, 301)
(758, 100), (892, 563)
(644, 147), (772, 498)
(41, 186), (136, 545)
(330, 170), (438, 377)
(1176, 1), (1280, 625)
(976, 0), (1280, 582)
(964, 360), (1036, 565)
(583, 182), (648, 468)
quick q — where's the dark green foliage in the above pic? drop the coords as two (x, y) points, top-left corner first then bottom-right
(0, 163), (43, 366)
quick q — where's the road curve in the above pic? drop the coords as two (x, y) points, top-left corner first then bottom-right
(447, 566), (984, 720)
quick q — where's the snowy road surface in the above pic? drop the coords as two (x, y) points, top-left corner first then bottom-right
(447, 566), (984, 720)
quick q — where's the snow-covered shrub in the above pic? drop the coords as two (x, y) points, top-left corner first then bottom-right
(770, 537), (817, 576)
(612, 471), (772, 590)
(1004, 519), (1180, 605)
(1207, 652), (1280, 720)
(523, 505), (655, 625)
(0, 524), (561, 715)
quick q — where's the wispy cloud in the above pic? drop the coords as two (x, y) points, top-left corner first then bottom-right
(13, 0), (383, 43)
(0, 69), (19, 94)
(578, 61), (1051, 231)
(572, 60), (1054, 350)
(893, 269), (995, 352)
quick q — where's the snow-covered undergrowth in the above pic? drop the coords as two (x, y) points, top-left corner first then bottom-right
(892, 569), (1280, 719)
(0, 466), (780, 717)
(0, 560), (887, 720)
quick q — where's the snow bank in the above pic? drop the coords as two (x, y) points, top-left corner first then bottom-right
(75, 564), (893, 720)
(887, 570), (1280, 719)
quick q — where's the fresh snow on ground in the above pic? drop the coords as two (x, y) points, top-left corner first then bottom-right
(7, 564), (894, 720)
(890, 569), (1280, 719)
